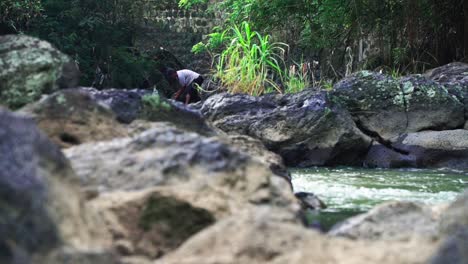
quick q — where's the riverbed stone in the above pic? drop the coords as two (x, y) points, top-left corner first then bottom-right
(365, 130), (468, 169)
(332, 71), (464, 141)
(20, 88), (129, 148)
(329, 201), (441, 241)
(0, 108), (113, 263)
(66, 122), (298, 260)
(0, 35), (79, 109)
(157, 206), (438, 264)
(425, 62), (468, 128)
(201, 90), (371, 167)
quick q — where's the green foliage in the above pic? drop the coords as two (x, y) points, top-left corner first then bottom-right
(284, 61), (312, 94)
(0, 0), (42, 33)
(212, 22), (287, 96)
(142, 92), (171, 112)
(182, 0), (466, 76)
(24, 0), (164, 88)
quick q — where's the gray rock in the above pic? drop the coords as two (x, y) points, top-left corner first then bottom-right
(0, 108), (113, 263)
(430, 190), (468, 264)
(201, 90), (371, 167)
(332, 71), (464, 141)
(329, 201), (440, 241)
(365, 130), (468, 169)
(425, 62), (468, 129)
(440, 190), (468, 236)
(20, 88), (128, 148)
(84, 87), (214, 135)
(0, 35), (79, 109)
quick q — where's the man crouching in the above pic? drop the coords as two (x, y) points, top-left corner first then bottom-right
(165, 68), (203, 104)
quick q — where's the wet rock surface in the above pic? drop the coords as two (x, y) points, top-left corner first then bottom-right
(365, 130), (468, 169)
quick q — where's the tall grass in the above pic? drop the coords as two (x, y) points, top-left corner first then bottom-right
(214, 22), (287, 96)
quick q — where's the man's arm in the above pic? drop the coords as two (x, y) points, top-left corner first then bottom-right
(172, 85), (186, 100)
(185, 93), (191, 104)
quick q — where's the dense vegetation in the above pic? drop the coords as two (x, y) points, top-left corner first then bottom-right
(183, 0), (467, 74)
(1, 0), (467, 95)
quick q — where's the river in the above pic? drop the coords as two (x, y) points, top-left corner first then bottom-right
(290, 167), (468, 231)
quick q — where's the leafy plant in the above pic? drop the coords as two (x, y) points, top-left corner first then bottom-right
(0, 0), (42, 33)
(284, 61), (312, 94)
(212, 22), (287, 96)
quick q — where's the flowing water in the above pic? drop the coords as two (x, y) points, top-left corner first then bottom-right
(290, 167), (468, 231)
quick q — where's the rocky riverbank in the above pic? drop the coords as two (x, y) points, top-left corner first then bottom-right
(1, 34), (467, 263)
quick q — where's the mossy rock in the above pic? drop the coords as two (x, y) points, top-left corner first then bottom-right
(0, 35), (79, 109)
(331, 71), (464, 140)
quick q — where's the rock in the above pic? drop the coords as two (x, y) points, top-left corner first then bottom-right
(65, 121), (297, 212)
(81, 87), (213, 135)
(429, 228), (468, 264)
(20, 88), (128, 148)
(429, 190), (468, 264)
(425, 62), (468, 85)
(329, 201), (441, 241)
(139, 92), (214, 136)
(440, 190), (468, 236)
(64, 123), (257, 190)
(0, 108), (113, 263)
(0, 35), (79, 109)
(332, 71), (464, 141)
(365, 130), (468, 169)
(157, 207), (438, 264)
(222, 134), (290, 180)
(294, 192), (327, 210)
(201, 90), (371, 167)
(424, 62), (468, 129)
(68, 123), (298, 260)
(91, 192), (215, 259)
(82, 87), (152, 124)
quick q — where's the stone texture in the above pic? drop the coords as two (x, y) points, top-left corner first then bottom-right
(365, 130), (468, 169)
(20, 88), (128, 148)
(329, 201), (441, 241)
(201, 90), (371, 167)
(332, 71), (464, 141)
(0, 35), (79, 109)
(157, 207), (438, 264)
(0, 108), (112, 263)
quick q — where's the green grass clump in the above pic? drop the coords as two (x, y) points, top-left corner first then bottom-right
(212, 22), (287, 96)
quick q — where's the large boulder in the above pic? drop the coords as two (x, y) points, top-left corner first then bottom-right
(0, 108), (112, 263)
(80, 87), (213, 135)
(157, 207), (438, 264)
(20, 87), (214, 148)
(20, 88), (129, 148)
(201, 90), (371, 167)
(329, 201), (442, 241)
(332, 71), (464, 141)
(65, 123), (298, 260)
(64, 123), (296, 212)
(429, 190), (468, 264)
(424, 62), (468, 129)
(0, 35), (79, 109)
(365, 130), (468, 169)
